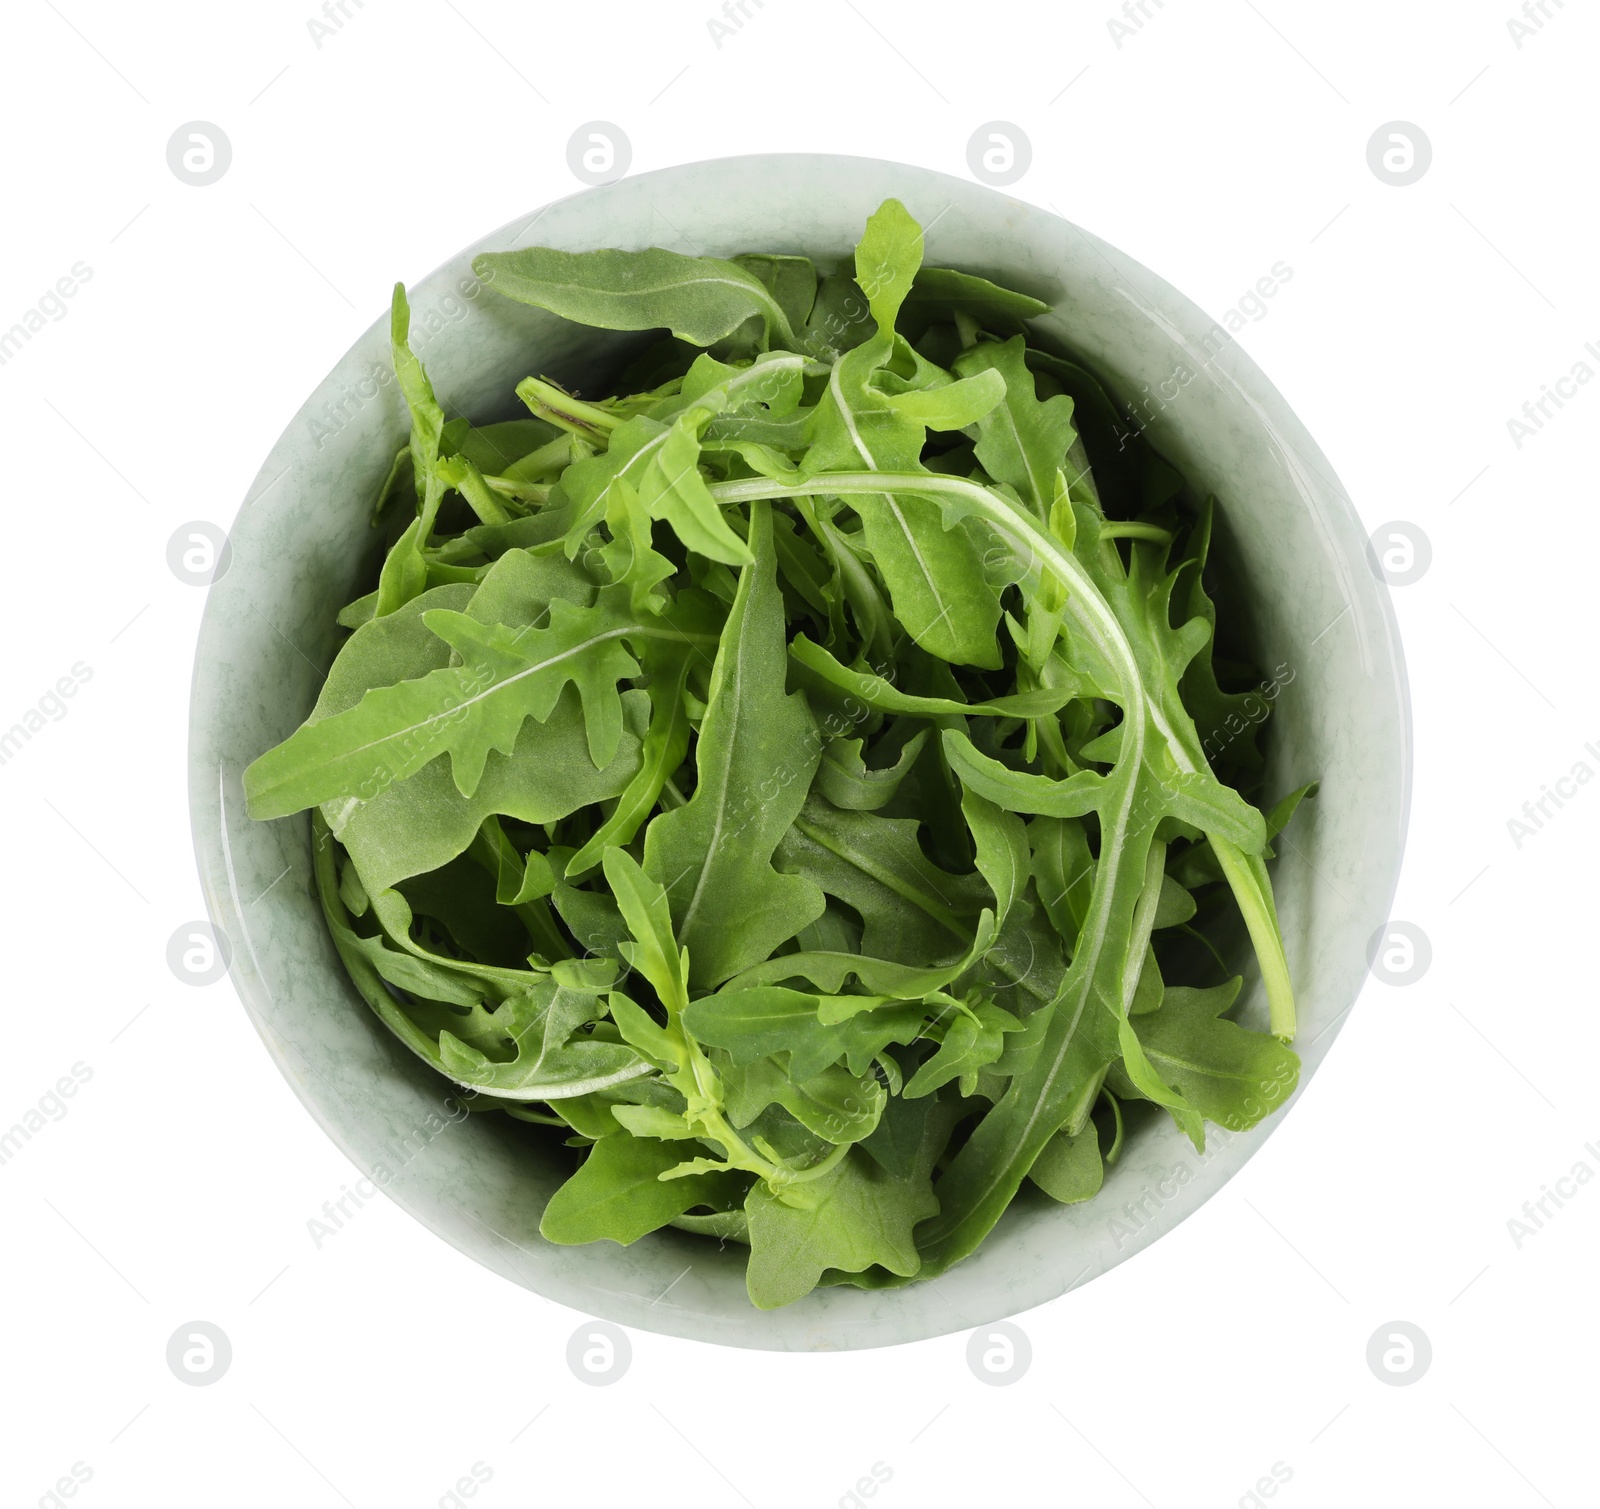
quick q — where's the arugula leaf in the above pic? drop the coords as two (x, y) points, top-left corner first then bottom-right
(815, 727), (928, 811)
(643, 502), (825, 986)
(953, 334), (1079, 516)
(744, 1148), (937, 1308)
(1123, 981), (1301, 1143)
(903, 1003), (1023, 1098)
(790, 635), (1073, 720)
(374, 284), (448, 616)
(802, 200), (1005, 668)
(472, 244), (799, 349)
(1028, 1124), (1103, 1204)
(774, 794), (984, 962)
(540, 1134), (745, 1246)
(244, 585), (717, 816)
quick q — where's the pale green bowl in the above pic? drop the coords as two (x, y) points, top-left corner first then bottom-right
(188, 153), (1409, 1350)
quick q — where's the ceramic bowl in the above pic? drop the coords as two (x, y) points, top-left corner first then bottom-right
(188, 153), (1409, 1351)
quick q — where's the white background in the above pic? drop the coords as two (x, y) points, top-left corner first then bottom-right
(2, 1), (1595, 1505)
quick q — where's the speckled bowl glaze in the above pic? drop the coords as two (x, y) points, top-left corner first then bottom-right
(189, 153), (1409, 1351)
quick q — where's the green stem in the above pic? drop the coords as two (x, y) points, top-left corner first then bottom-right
(656, 952), (850, 1188)
(1099, 521), (1173, 545)
(483, 475), (552, 506)
(516, 376), (622, 440)
(1212, 838), (1297, 1040)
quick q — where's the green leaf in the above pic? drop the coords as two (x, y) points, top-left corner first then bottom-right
(723, 933), (993, 1001)
(960, 785), (1030, 930)
(942, 727), (1105, 819)
(375, 284), (451, 617)
(815, 728), (928, 811)
(474, 243), (798, 348)
(731, 252), (818, 333)
(643, 502), (825, 986)
(953, 334), (1079, 515)
(775, 795), (985, 963)
(903, 1003), (1022, 1098)
(1029, 814), (1094, 947)
(1125, 981), (1301, 1141)
(744, 1148), (937, 1308)
(1028, 1124), (1103, 1204)
(790, 635), (1073, 720)
(602, 848), (688, 1013)
(435, 981), (652, 1100)
(801, 201), (1005, 668)
(631, 403), (754, 566)
(683, 987), (828, 1066)
(563, 646), (696, 877)
(244, 585), (711, 816)
(611, 1103), (698, 1140)
(540, 1134), (742, 1245)
(882, 367), (1006, 430)
(901, 266), (1050, 327)
(270, 586), (649, 893)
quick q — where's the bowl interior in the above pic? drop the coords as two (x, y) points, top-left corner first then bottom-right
(189, 154), (1408, 1350)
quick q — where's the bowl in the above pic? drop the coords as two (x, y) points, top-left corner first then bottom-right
(188, 153), (1409, 1351)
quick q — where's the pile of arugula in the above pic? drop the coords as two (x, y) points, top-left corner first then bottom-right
(244, 199), (1312, 1309)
